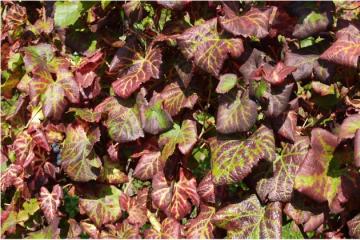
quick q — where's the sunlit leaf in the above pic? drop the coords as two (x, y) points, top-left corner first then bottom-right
(266, 83), (294, 117)
(293, 11), (331, 38)
(144, 217), (182, 239)
(216, 90), (257, 134)
(61, 124), (102, 182)
(120, 188), (148, 226)
(79, 186), (122, 227)
(338, 114), (360, 140)
(216, 73), (238, 94)
(54, 1), (83, 28)
(133, 151), (163, 180)
(185, 204), (216, 239)
(98, 157), (128, 185)
(219, 7), (276, 39)
(68, 107), (101, 123)
(39, 184), (63, 224)
(177, 18), (244, 77)
(212, 194), (282, 238)
(211, 125), (275, 185)
(26, 218), (60, 239)
(151, 168), (200, 220)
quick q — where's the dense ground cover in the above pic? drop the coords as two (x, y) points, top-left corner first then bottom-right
(1, 1), (360, 238)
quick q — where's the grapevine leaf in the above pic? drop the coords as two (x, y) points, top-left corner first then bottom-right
(355, 130), (360, 167)
(42, 82), (67, 120)
(96, 97), (144, 143)
(98, 157), (128, 185)
(144, 217), (182, 239)
(160, 80), (198, 117)
(338, 114), (360, 139)
(197, 172), (216, 204)
(177, 18), (244, 77)
(151, 168), (200, 220)
(120, 188), (149, 226)
(216, 90), (258, 134)
(348, 213), (360, 238)
(185, 204), (216, 239)
(256, 136), (310, 202)
(293, 11), (331, 39)
(61, 124), (102, 182)
(54, 1), (83, 28)
(112, 46), (162, 98)
(212, 194), (282, 238)
(26, 218), (60, 239)
(266, 83), (294, 117)
(219, 7), (276, 39)
(216, 73), (238, 94)
(294, 128), (340, 203)
(23, 43), (55, 73)
(79, 186), (122, 227)
(158, 119), (197, 160)
(39, 184), (63, 224)
(68, 107), (101, 123)
(255, 62), (296, 86)
(133, 151), (164, 180)
(239, 48), (272, 82)
(320, 23), (360, 68)
(211, 125), (275, 185)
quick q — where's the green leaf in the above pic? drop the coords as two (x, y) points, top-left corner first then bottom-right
(158, 120), (197, 161)
(79, 186), (122, 227)
(212, 194), (282, 238)
(54, 1), (84, 28)
(216, 73), (238, 94)
(282, 221), (304, 239)
(211, 125), (275, 185)
(61, 124), (102, 182)
(216, 90), (258, 134)
(293, 11), (330, 38)
(17, 198), (40, 223)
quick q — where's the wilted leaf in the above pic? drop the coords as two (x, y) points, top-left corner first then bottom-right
(294, 128), (340, 203)
(219, 7), (276, 39)
(177, 18), (244, 77)
(216, 90), (258, 134)
(61, 124), (102, 182)
(79, 186), (122, 227)
(185, 204), (216, 239)
(212, 194), (282, 238)
(211, 125), (275, 185)
(158, 119), (197, 160)
(112, 46), (162, 98)
(151, 168), (200, 220)
(39, 185), (63, 224)
(256, 136), (310, 202)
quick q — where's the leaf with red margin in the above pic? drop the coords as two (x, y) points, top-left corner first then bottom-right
(320, 23), (360, 68)
(338, 114), (360, 140)
(177, 18), (244, 77)
(101, 220), (141, 239)
(216, 90), (258, 134)
(39, 184), (63, 224)
(348, 213), (360, 238)
(61, 124), (102, 182)
(256, 136), (310, 202)
(275, 110), (298, 142)
(57, 69), (80, 104)
(144, 217), (182, 239)
(216, 73), (238, 94)
(137, 89), (173, 135)
(27, 125), (51, 152)
(266, 83), (294, 117)
(96, 97), (144, 143)
(98, 157), (128, 185)
(158, 119), (197, 161)
(185, 204), (216, 239)
(79, 186), (122, 227)
(197, 172), (216, 204)
(212, 194), (282, 238)
(13, 131), (35, 167)
(42, 82), (67, 120)
(112, 46), (162, 98)
(255, 62), (296, 86)
(0, 164), (23, 192)
(294, 128), (340, 203)
(119, 188), (149, 226)
(151, 168), (200, 220)
(29, 70), (53, 102)
(75, 50), (104, 87)
(219, 7), (276, 39)
(23, 43), (55, 73)
(211, 125), (275, 185)
(160, 80), (198, 117)
(133, 151), (163, 180)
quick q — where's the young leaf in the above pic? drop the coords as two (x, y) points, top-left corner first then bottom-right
(294, 128), (340, 203)
(151, 168), (200, 220)
(177, 18), (244, 77)
(256, 62), (296, 86)
(79, 186), (122, 227)
(39, 184), (63, 224)
(54, 1), (83, 28)
(112, 46), (162, 98)
(216, 90), (258, 134)
(256, 136), (310, 202)
(158, 119), (197, 160)
(212, 194), (282, 238)
(216, 73), (238, 94)
(185, 204), (216, 239)
(338, 114), (360, 140)
(61, 124), (102, 182)
(211, 125), (275, 185)
(219, 7), (276, 39)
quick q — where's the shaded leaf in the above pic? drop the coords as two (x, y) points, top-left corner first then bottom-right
(212, 194), (282, 238)
(338, 114), (360, 140)
(98, 157), (128, 185)
(177, 18), (244, 77)
(266, 83), (294, 117)
(216, 73), (238, 94)
(211, 125), (275, 185)
(216, 90), (257, 134)
(348, 213), (360, 238)
(133, 151), (163, 180)
(293, 11), (331, 38)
